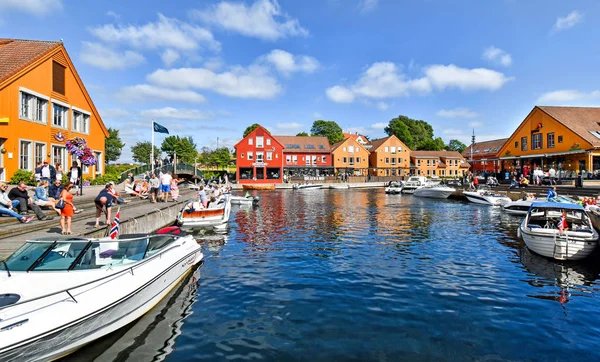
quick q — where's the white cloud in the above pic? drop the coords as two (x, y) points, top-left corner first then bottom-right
(326, 86), (355, 103)
(275, 122), (303, 131)
(204, 57), (224, 71)
(326, 62), (512, 103)
(161, 49), (180, 67)
(264, 49), (319, 75)
(553, 10), (583, 32)
(468, 121), (484, 128)
(89, 14), (220, 52)
(482, 46), (512, 67)
(0, 0), (62, 16)
(192, 0), (308, 41)
(371, 122), (387, 129)
(147, 65), (282, 99)
(537, 89), (600, 104)
(100, 108), (130, 119)
(313, 112), (323, 119)
(117, 84), (207, 103)
(80, 42), (144, 70)
(376, 101), (389, 110)
(140, 107), (211, 120)
(437, 107), (480, 119)
(358, 0), (378, 13)
(106, 10), (120, 20)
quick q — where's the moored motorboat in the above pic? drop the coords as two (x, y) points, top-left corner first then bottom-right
(384, 181), (403, 194)
(518, 202), (598, 260)
(230, 192), (260, 205)
(177, 196), (231, 228)
(0, 232), (203, 361)
(401, 176), (428, 194)
(242, 184), (276, 191)
(413, 184), (456, 199)
(293, 183), (323, 190)
(463, 188), (511, 206)
(503, 195), (579, 216)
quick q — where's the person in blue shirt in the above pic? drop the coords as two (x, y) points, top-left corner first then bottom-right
(547, 186), (557, 201)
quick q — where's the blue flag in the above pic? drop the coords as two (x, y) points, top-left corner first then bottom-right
(153, 121), (169, 134)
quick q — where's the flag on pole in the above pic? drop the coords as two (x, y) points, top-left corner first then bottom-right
(110, 208), (121, 239)
(153, 121), (169, 134)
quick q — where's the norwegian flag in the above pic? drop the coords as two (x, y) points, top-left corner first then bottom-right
(110, 209), (120, 239)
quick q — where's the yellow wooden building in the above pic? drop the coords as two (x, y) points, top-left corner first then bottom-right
(331, 137), (371, 176)
(368, 135), (411, 176)
(410, 151), (470, 178)
(497, 106), (600, 178)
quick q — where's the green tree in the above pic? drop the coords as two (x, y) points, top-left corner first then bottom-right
(310, 120), (344, 144)
(420, 137), (446, 151)
(105, 128), (125, 164)
(161, 136), (198, 164)
(446, 139), (467, 153)
(384, 119), (413, 149)
(210, 147), (232, 169)
(384, 115), (435, 150)
(296, 132), (309, 136)
(131, 141), (160, 164)
(243, 123), (261, 138)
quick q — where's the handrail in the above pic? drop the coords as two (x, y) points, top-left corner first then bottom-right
(0, 240), (184, 313)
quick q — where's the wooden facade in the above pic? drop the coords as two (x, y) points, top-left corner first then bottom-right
(331, 137), (370, 176)
(234, 126), (284, 184)
(411, 151), (470, 178)
(274, 135), (333, 179)
(0, 39), (108, 182)
(463, 138), (507, 174)
(368, 135), (411, 176)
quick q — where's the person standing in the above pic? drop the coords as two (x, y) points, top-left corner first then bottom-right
(59, 182), (76, 234)
(55, 162), (64, 183)
(8, 181), (52, 220)
(160, 171), (172, 202)
(0, 182), (34, 223)
(170, 174), (181, 202)
(144, 170), (151, 182)
(40, 160), (56, 182)
(198, 185), (208, 208)
(68, 161), (82, 195)
(149, 173), (160, 203)
(31, 161), (43, 183)
(94, 185), (113, 228)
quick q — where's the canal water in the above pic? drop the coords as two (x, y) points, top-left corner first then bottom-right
(68, 189), (600, 361)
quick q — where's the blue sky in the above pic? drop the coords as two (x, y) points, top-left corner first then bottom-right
(1, 0), (599, 162)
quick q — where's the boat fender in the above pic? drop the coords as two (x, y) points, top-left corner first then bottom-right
(156, 226), (185, 235)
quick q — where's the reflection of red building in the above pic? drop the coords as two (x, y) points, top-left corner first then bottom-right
(235, 126), (284, 184)
(462, 138), (508, 174)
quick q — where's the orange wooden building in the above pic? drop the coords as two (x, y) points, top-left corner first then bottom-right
(368, 135), (411, 176)
(331, 137), (370, 176)
(0, 38), (108, 182)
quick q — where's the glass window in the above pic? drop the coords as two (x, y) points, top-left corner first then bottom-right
(34, 143), (45, 165)
(72, 111), (90, 133)
(248, 138), (253, 145)
(349, 146), (354, 153)
(52, 145), (66, 167)
(266, 138), (271, 146)
(547, 133), (555, 148)
(427, 160), (430, 166)
(20, 91), (47, 122)
(19, 140), (31, 170)
(286, 155), (291, 163)
(343, 157), (347, 163)
(384, 146), (389, 152)
(52, 103), (68, 128)
(292, 155), (297, 162)
(514, 141), (518, 148)
(385, 157), (389, 164)
(521, 136), (528, 151)
(247, 151), (253, 160)
(256, 136), (264, 148)
(532, 133), (542, 150)
(391, 146), (396, 154)
(322, 156), (327, 163)
(267, 152), (273, 160)
(256, 152), (264, 162)
(558, 135), (563, 143)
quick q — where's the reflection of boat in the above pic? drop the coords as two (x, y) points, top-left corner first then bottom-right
(518, 202), (598, 260)
(65, 267), (201, 361)
(230, 193), (260, 205)
(463, 188), (511, 206)
(520, 247), (598, 288)
(0, 233), (203, 361)
(329, 184), (349, 189)
(504, 195), (579, 216)
(293, 183), (323, 190)
(413, 184), (456, 199)
(401, 176), (428, 194)
(177, 196), (232, 228)
(384, 181), (403, 194)
(242, 184), (276, 190)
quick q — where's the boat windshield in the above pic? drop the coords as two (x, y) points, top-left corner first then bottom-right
(0, 235), (179, 272)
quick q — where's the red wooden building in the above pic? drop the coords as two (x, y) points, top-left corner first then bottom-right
(274, 135), (333, 181)
(462, 138), (508, 174)
(234, 126), (284, 184)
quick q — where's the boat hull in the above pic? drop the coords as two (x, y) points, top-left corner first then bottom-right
(520, 225), (598, 260)
(401, 186), (421, 194)
(413, 188), (455, 199)
(178, 199), (232, 228)
(0, 242), (203, 361)
(385, 187), (402, 194)
(293, 184), (323, 190)
(463, 191), (511, 206)
(242, 184), (275, 191)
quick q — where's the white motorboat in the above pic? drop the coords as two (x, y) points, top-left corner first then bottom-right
(329, 184), (349, 189)
(463, 188), (511, 206)
(413, 184), (456, 199)
(293, 183), (323, 190)
(230, 192), (260, 205)
(518, 202), (598, 260)
(0, 232), (203, 361)
(177, 196), (231, 229)
(401, 176), (428, 194)
(503, 195), (579, 216)
(384, 181), (403, 194)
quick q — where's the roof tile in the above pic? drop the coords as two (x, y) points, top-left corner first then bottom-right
(0, 38), (61, 85)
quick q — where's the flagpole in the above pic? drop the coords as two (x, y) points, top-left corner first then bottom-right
(151, 120), (155, 176)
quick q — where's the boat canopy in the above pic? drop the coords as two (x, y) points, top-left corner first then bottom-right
(530, 202), (585, 211)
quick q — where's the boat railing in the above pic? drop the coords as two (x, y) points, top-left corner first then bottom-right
(0, 240), (184, 313)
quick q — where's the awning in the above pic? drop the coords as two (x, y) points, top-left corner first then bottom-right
(499, 149), (588, 160)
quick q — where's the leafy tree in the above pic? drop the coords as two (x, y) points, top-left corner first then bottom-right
(243, 123), (261, 138)
(210, 147), (232, 169)
(446, 139), (467, 153)
(296, 132), (309, 136)
(310, 120), (344, 144)
(161, 136), (198, 164)
(420, 137), (446, 151)
(384, 119), (413, 149)
(131, 141), (160, 164)
(384, 115), (435, 150)
(105, 128), (125, 164)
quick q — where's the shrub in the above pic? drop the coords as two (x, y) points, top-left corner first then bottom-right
(9, 169), (35, 186)
(85, 174), (120, 186)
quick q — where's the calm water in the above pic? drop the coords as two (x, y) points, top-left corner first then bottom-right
(69, 189), (600, 361)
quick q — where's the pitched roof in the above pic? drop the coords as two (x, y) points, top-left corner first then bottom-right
(462, 138), (508, 158)
(538, 106), (600, 148)
(274, 135), (331, 153)
(368, 137), (389, 151)
(331, 137), (369, 153)
(0, 38), (61, 85)
(411, 150), (466, 159)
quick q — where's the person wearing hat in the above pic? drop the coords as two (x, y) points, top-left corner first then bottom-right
(40, 160), (57, 183)
(94, 184), (113, 228)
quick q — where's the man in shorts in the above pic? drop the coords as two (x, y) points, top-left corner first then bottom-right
(160, 171), (172, 203)
(149, 173), (160, 203)
(94, 184), (113, 227)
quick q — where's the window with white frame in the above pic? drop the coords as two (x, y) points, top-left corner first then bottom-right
(312, 155), (317, 165)
(305, 156), (310, 165)
(286, 155), (291, 163)
(248, 151), (254, 160)
(52, 103), (68, 128)
(51, 145), (67, 167)
(20, 140), (32, 170)
(94, 151), (102, 174)
(417, 160), (421, 166)
(292, 155), (297, 163)
(547, 133), (555, 148)
(385, 157), (389, 164)
(256, 136), (264, 148)
(20, 91), (48, 123)
(343, 147), (347, 152)
(72, 110), (90, 134)
(267, 152), (273, 160)
(349, 146), (354, 153)
(34, 143), (45, 165)
(427, 160), (430, 166)
(384, 146), (389, 152)
(256, 152), (264, 162)
(532, 133), (542, 150)
(322, 155), (327, 164)
(343, 157), (347, 163)
(391, 146), (396, 154)
(266, 138), (271, 146)
(248, 138), (253, 145)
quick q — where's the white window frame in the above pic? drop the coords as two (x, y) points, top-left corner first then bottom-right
(256, 136), (264, 148)
(391, 146), (396, 154)
(266, 152), (273, 161)
(93, 150), (103, 174)
(247, 151), (253, 160)
(349, 146), (354, 153)
(51, 144), (67, 169)
(312, 155), (317, 165)
(384, 146), (389, 152)
(292, 155), (297, 163)
(266, 138), (271, 146)
(248, 138), (253, 145)
(19, 139), (33, 170)
(72, 106), (91, 134)
(19, 88), (49, 124)
(256, 152), (264, 162)
(52, 101), (69, 129)
(322, 155), (327, 164)
(286, 155), (291, 163)
(34, 142), (46, 165)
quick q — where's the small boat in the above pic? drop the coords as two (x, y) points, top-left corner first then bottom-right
(585, 205), (600, 231)
(384, 181), (403, 194)
(329, 184), (349, 189)
(230, 192), (260, 205)
(401, 176), (428, 194)
(503, 195), (579, 216)
(518, 202), (598, 260)
(293, 183), (323, 190)
(463, 188), (511, 206)
(0, 231), (203, 361)
(177, 196), (232, 228)
(242, 184), (276, 191)
(413, 184), (456, 199)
